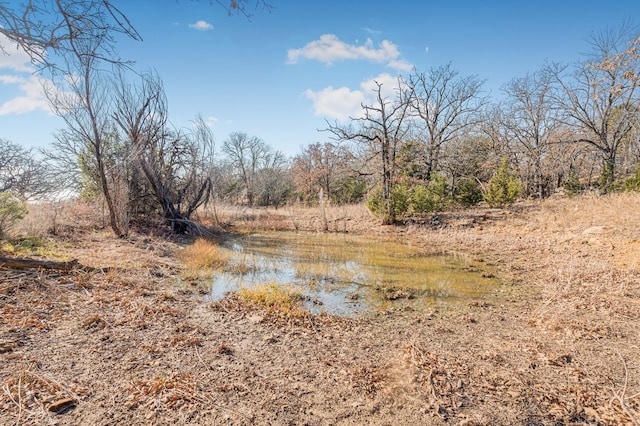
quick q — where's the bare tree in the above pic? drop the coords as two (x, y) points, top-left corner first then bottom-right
(222, 132), (271, 206)
(0, 1), (271, 69)
(111, 69), (167, 219)
(0, 139), (50, 198)
(292, 142), (358, 204)
(548, 26), (640, 187)
(253, 151), (292, 208)
(137, 122), (213, 234)
(439, 128), (494, 202)
(494, 69), (565, 197)
(113, 72), (213, 234)
(327, 79), (410, 225)
(2, 0), (270, 235)
(406, 62), (486, 181)
(45, 33), (128, 237)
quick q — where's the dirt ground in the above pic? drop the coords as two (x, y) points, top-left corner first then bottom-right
(1, 194), (639, 425)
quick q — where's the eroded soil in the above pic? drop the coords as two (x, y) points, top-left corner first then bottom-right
(1, 194), (639, 425)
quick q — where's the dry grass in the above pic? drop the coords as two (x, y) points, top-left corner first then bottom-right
(127, 374), (203, 410)
(207, 203), (376, 234)
(2, 194), (639, 425)
(14, 200), (105, 239)
(2, 367), (87, 422)
(177, 238), (229, 274)
(404, 337), (637, 425)
(237, 283), (306, 317)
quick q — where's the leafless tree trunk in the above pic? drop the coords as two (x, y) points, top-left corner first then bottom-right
(113, 72), (214, 234)
(327, 79), (410, 225)
(488, 69), (565, 198)
(319, 187), (328, 232)
(223, 132), (271, 206)
(406, 62), (486, 181)
(547, 26), (640, 188)
(45, 36), (127, 237)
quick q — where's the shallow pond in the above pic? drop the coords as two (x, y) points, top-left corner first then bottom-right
(207, 232), (498, 317)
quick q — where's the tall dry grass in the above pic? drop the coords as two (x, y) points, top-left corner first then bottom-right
(202, 202), (376, 234)
(177, 238), (229, 275)
(14, 200), (107, 239)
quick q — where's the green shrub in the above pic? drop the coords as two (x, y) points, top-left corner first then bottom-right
(0, 192), (28, 238)
(563, 169), (584, 196)
(597, 160), (615, 192)
(366, 183), (410, 220)
(368, 173), (453, 219)
(426, 172), (449, 211)
(623, 164), (640, 192)
(408, 184), (432, 213)
(409, 172), (450, 214)
(366, 185), (384, 217)
(484, 158), (521, 208)
(332, 179), (367, 204)
(391, 184), (410, 217)
(455, 178), (483, 207)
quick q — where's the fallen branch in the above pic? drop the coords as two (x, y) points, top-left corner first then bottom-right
(612, 351), (640, 426)
(0, 256), (105, 272)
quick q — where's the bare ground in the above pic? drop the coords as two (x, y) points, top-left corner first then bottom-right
(1, 194), (639, 425)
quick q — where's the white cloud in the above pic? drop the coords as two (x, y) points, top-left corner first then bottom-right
(0, 33), (57, 115)
(0, 74), (51, 115)
(0, 34), (35, 72)
(304, 86), (366, 121)
(387, 59), (414, 72)
(287, 34), (413, 72)
(189, 20), (213, 31)
(304, 73), (401, 121)
(359, 72), (398, 98)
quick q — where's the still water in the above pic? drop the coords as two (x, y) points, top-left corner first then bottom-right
(208, 232), (498, 317)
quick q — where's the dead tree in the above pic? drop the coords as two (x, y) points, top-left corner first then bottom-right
(113, 72), (213, 234)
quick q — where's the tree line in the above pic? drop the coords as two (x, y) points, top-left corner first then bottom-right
(1, 2), (640, 234)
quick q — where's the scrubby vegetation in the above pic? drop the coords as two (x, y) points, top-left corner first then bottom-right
(1, 193), (639, 425)
(0, 193), (28, 239)
(1, 27), (639, 234)
(1, 3), (640, 424)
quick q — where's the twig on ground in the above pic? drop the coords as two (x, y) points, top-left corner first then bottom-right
(611, 351), (639, 426)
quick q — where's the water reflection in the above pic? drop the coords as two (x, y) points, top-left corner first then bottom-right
(207, 232), (498, 317)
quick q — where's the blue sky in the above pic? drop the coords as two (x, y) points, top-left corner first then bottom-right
(0, 0), (637, 156)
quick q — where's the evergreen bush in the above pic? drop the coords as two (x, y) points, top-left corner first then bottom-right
(0, 192), (28, 238)
(484, 158), (521, 208)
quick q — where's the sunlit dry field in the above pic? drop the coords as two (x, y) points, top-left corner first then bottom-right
(1, 193), (639, 425)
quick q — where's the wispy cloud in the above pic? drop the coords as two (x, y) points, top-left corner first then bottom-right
(287, 34), (413, 72)
(206, 116), (219, 127)
(0, 74), (52, 115)
(0, 34), (34, 72)
(364, 27), (382, 35)
(0, 35), (55, 115)
(304, 73), (399, 121)
(189, 20), (213, 31)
